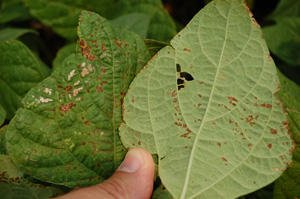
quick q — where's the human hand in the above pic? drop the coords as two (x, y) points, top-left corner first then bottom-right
(55, 148), (155, 199)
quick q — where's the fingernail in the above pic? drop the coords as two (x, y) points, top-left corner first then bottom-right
(118, 148), (144, 173)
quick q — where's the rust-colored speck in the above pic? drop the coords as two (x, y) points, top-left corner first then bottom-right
(245, 115), (259, 127)
(253, 102), (258, 107)
(212, 121), (216, 125)
(96, 85), (103, 93)
(260, 103), (272, 108)
(114, 39), (123, 48)
(229, 119), (233, 124)
(132, 97), (135, 103)
(174, 122), (182, 127)
(172, 91), (177, 97)
(59, 102), (76, 114)
(261, 34), (264, 39)
(270, 128), (278, 135)
(200, 81), (204, 84)
(217, 142), (221, 147)
(79, 39), (87, 48)
(33, 149), (37, 153)
(274, 167), (280, 172)
(227, 96), (238, 106)
(184, 48), (191, 52)
(267, 144), (272, 149)
(84, 121), (90, 126)
(138, 141), (141, 145)
(66, 86), (72, 92)
(57, 85), (62, 90)
(180, 128), (192, 138)
(248, 143), (252, 147)
(198, 94), (202, 98)
(173, 98), (177, 103)
(100, 67), (107, 74)
(82, 142), (86, 146)
(101, 43), (107, 52)
(221, 157), (228, 162)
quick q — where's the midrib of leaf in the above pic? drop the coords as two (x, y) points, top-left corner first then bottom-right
(147, 61), (161, 160)
(179, 4), (231, 198)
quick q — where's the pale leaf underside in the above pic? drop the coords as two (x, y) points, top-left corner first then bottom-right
(120, 0), (293, 198)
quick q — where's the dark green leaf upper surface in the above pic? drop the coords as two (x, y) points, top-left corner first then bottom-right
(0, 40), (47, 119)
(120, 0), (293, 198)
(6, 11), (150, 187)
(263, 18), (300, 66)
(0, 155), (64, 199)
(23, 0), (176, 42)
(273, 71), (300, 199)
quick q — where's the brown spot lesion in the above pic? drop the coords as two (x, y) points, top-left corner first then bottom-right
(59, 102), (76, 114)
(260, 103), (272, 108)
(79, 39), (96, 61)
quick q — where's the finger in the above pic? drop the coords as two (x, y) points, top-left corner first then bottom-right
(55, 147), (155, 199)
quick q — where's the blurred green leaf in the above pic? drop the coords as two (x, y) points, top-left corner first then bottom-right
(273, 71), (300, 199)
(110, 13), (151, 39)
(263, 17), (300, 66)
(52, 43), (76, 70)
(0, 40), (47, 119)
(23, 0), (176, 42)
(267, 0), (300, 20)
(0, 105), (5, 127)
(0, 2), (31, 24)
(0, 125), (7, 154)
(0, 27), (36, 44)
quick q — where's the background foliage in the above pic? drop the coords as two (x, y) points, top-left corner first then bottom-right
(0, 0), (299, 198)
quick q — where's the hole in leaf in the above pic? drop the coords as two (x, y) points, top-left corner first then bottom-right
(180, 72), (194, 81)
(177, 78), (184, 85)
(178, 85), (185, 90)
(176, 63), (181, 72)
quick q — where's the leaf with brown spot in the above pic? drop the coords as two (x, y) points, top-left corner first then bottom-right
(120, 1), (292, 198)
(6, 11), (150, 188)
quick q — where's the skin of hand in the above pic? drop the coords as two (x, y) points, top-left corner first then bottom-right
(54, 148), (155, 199)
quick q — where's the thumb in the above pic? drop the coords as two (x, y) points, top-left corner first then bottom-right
(56, 148), (155, 199)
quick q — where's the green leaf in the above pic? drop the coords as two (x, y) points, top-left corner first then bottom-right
(0, 105), (6, 127)
(0, 40), (47, 119)
(0, 27), (36, 45)
(110, 13), (151, 39)
(273, 71), (300, 199)
(0, 125), (7, 154)
(52, 43), (76, 71)
(120, 0), (293, 198)
(0, 155), (64, 199)
(0, 2), (31, 24)
(263, 17), (300, 66)
(144, 39), (169, 57)
(267, 0), (300, 20)
(6, 11), (150, 187)
(111, 0), (177, 42)
(23, 0), (176, 42)
(152, 184), (174, 199)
